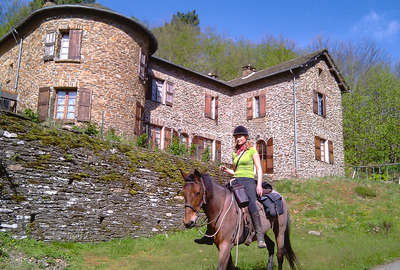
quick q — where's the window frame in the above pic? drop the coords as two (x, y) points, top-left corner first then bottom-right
(247, 94), (266, 120)
(54, 89), (77, 121)
(146, 124), (162, 149)
(43, 31), (56, 61)
(313, 90), (326, 117)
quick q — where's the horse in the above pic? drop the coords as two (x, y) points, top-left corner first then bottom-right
(181, 169), (300, 270)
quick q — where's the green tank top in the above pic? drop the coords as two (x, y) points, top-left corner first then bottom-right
(232, 146), (257, 178)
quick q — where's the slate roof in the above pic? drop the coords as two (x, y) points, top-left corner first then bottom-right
(152, 49), (349, 92)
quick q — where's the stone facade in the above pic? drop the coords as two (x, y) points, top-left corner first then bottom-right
(0, 5), (346, 179)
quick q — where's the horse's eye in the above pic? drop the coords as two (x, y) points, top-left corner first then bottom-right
(196, 192), (201, 196)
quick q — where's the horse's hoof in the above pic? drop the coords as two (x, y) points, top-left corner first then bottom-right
(194, 236), (213, 245)
(257, 240), (267, 248)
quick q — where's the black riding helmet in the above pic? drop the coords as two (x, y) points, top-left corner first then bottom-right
(233, 125), (248, 136)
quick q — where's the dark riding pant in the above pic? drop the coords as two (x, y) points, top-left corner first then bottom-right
(235, 177), (257, 214)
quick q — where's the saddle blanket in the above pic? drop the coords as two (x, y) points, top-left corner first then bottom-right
(259, 190), (284, 217)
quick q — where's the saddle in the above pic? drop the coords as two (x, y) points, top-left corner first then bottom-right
(259, 182), (284, 217)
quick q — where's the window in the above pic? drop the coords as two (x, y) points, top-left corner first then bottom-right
(215, 140), (222, 162)
(247, 95), (265, 120)
(180, 133), (189, 148)
(43, 29), (82, 61)
(139, 49), (147, 81)
(205, 94), (218, 119)
(59, 33), (70, 60)
(54, 90), (77, 120)
(313, 91), (326, 117)
(0, 90), (17, 113)
(315, 136), (333, 164)
(44, 31), (56, 60)
(147, 124), (161, 149)
(148, 78), (175, 105)
(192, 136), (213, 161)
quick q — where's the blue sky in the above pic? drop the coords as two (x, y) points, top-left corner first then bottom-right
(97, 0), (400, 62)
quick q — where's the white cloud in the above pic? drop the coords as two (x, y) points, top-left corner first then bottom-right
(352, 11), (400, 41)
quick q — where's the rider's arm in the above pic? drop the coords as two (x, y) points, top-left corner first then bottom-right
(252, 152), (263, 197)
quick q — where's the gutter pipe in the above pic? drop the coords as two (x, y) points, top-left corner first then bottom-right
(290, 68), (299, 176)
(14, 32), (23, 93)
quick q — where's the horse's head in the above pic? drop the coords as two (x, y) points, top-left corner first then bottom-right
(180, 169), (206, 228)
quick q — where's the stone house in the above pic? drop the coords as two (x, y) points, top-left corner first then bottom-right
(0, 4), (348, 179)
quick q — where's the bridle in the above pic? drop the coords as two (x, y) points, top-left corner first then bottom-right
(184, 177), (207, 217)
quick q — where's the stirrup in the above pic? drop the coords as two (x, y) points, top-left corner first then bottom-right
(194, 236), (213, 245)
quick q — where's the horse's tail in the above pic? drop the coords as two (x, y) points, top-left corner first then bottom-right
(284, 214), (302, 270)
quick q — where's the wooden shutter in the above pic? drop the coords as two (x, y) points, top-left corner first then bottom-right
(315, 136), (321, 161)
(266, 138), (273, 174)
(259, 94), (266, 117)
(313, 90), (318, 114)
(215, 96), (219, 119)
(323, 93), (327, 117)
(38, 87), (50, 121)
(216, 140), (221, 162)
(68, 30), (82, 60)
(247, 97), (253, 120)
(78, 88), (91, 122)
(44, 31), (56, 60)
(191, 136), (199, 159)
(328, 140), (334, 164)
(146, 78), (153, 100)
(134, 102), (143, 135)
(139, 49), (147, 81)
(165, 82), (174, 106)
(164, 128), (171, 149)
(198, 137), (204, 160)
(205, 94), (212, 118)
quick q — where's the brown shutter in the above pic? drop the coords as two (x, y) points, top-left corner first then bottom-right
(146, 78), (153, 100)
(315, 136), (321, 161)
(247, 97), (253, 120)
(78, 88), (91, 122)
(313, 90), (318, 114)
(139, 50), (147, 81)
(323, 93), (327, 117)
(216, 140), (221, 162)
(328, 140), (334, 164)
(38, 87), (50, 121)
(134, 102), (143, 135)
(198, 137), (204, 159)
(191, 136), (199, 159)
(205, 94), (212, 118)
(68, 30), (82, 60)
(215, 96), (219, 120)
(164, 128), (171, 149)
(259, 94), (266, 117)
(266, 138), (273, 174)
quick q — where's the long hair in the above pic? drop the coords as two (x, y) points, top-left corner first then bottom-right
(234, 136), (253, 151)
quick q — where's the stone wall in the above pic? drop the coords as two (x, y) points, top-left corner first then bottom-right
(0, 113), (206, 241)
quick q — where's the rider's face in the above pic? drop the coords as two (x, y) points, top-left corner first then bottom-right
(234, 135), (247, 146)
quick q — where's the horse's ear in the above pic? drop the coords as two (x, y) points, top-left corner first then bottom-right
(179, 169), (187, 180)
(193, 169), (202, 182)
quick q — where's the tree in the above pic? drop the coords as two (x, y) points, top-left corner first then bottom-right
(171, 10), (199, 27)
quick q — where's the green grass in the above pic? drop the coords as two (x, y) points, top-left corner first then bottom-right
(1, 178), (400, 269)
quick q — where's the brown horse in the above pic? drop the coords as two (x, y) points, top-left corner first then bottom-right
(181, 169), (300, 270)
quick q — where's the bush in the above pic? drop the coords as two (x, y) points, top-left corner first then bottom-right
(136, 133), (148, 148)
(104, 128), (121, 142)
(201, 146), (210, 162)
(355, 185), (376, 198)
(168, 136), (187, 156)
(84, 122), (99, 136)
(23, 108), (40, 123)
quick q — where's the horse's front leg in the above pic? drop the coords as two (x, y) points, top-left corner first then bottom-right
(217, 241), (234, 270)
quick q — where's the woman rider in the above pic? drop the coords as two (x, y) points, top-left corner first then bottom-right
(195, 125), (266, 248)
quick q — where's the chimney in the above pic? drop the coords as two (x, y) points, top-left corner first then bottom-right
(207, 72), (218, 79)
(241, 64), (256, 77)
(43, 0), (56, 7)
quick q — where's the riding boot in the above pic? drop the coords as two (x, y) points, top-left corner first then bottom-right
(194, 225), (213, 245)
(250, 212), (267, 248)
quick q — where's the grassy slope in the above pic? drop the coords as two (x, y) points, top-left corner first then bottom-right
(1, 177), (399, 269)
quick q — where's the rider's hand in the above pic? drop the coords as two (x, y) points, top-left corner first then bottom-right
(256, 185), (263, 197)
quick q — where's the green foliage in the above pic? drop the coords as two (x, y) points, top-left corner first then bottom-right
(354, 186), (377, 198)
(167, 136), (187, 156)
(171, 10), (199, 26)
(135, 133), (148, 148)
(104, 128), (120, 142)
(201, 146), (210, 162)
(23, 108), (40, 123)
